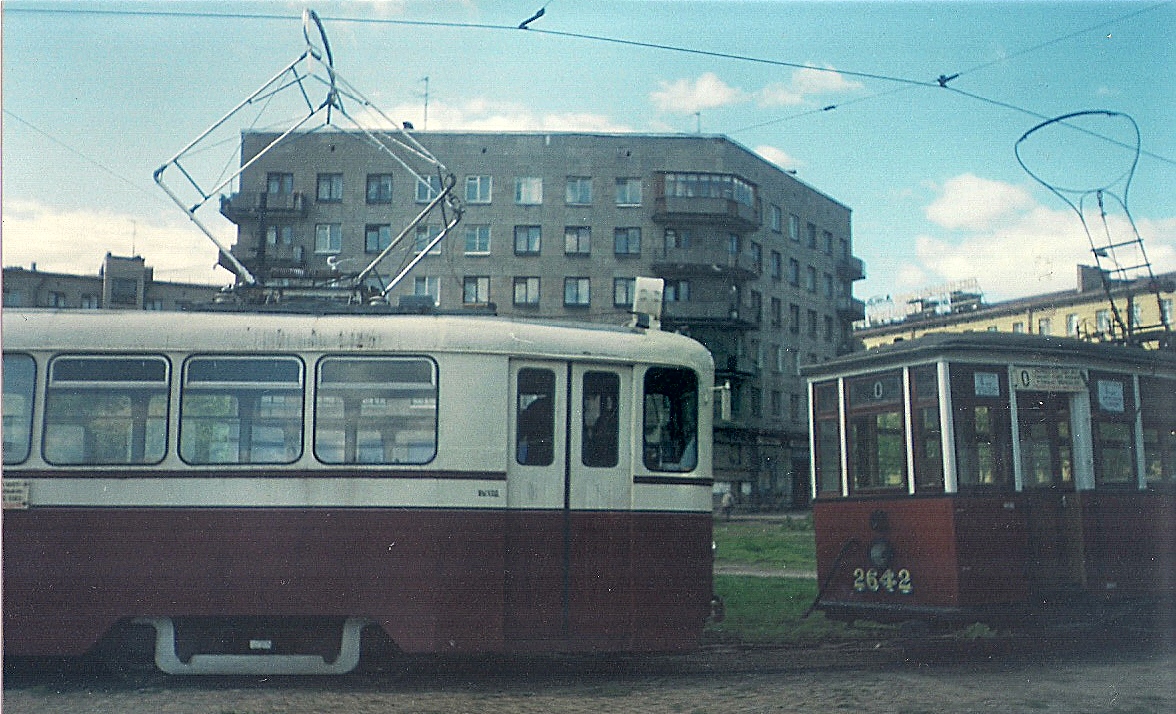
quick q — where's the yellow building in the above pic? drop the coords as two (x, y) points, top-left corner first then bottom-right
(858, 265), (1175, 350)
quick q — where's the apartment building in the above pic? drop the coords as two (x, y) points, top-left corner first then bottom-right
(219, 131), (865, 508)
(858, 265), (1175, 349)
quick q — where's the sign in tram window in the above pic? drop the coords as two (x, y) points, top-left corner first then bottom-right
(950, 366), (1013, 489)
(517, 368), (555, 466)
(180, 356), (304, 465)
(2, 354), (36, 465)
(846, 373), (906, 492)
(643, 367), (698, 472)
(1140, 377), (1176, 487)
(315, 357), (437, 465)
(582, 372), (620, 468)
(1090, 373), (1137, 486)
(43, 355), (170, 465)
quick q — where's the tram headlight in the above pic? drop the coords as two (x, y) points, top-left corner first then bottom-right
(867, 539), (895, 569)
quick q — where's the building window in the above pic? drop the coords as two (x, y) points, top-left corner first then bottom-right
(789, 303), (801, 334)
(414, 225), (443, 255)
(513, 277), (541, 306)
(315, 223), (341, 254)
(614, 227), (641, 256)
(789, 214), (801, 242)
(1162, 299), (1174, 325)
(662, 172), (754, 207)
(514, 225), (541, 255)
(515, 176), (543, 205)
(771, 297), (783, 326)
(788, 258), (800, 286)
(565, 226), (591, 256)
(770, 251), (782, 281)
(613, 277), (635, 307)
(463, 276), (490, 305)
(1066, 313), (1080, 336)
(665, 280), (690, 302)
(823, 273), (834, 298)
(366, 174), (393, 203)
(145, 299), (165, 311)
(1011, 321), (1025, 334)
(267, 172), (293, 194)
(824, 315), (835, 341)
(615, 177), (642, 206)
(823, 230), (834, 254)
(266, 225), (294, 246)
(769, 204), (782, 232)
(1096, 309), (1112, 334)
(749, 290), (762, 323)
(416, 175), (441, 203)
(48, 291), (68, 307)
(465, 175), (492, 204)
(464, 225), (491, 254)
(81, 294), (100, 309)
(727, 234), (741, 257)
(750, 242), (762, 273)
(808, 309), (819, 337)
(413, 276), (440, 305)
(566, 176), (592, 205)
(664, 228), (690, 250)
(806, 266), (817, 292)
(806, 222), (818, 249)
(316, 173), (343, 202)
(564, 277), (591, 307)
(365, 224), (392, 253)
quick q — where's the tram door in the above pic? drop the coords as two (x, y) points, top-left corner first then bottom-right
(504, 361), (633, 645)
(1018, 391), (1086, 594)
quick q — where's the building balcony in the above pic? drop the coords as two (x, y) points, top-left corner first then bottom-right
(652, 195), (762, 232)
(220, 191), (308, 223)
(837, 255), (866, 282)
(651, 246), (760, 281)
(713, 352), (759, 377)
(662, 299), (759, 330)
(837, 296), (866, 322)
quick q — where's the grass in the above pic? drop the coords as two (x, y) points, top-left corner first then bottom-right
(711, 517), (817, 572)
(707, 517), (895, 644)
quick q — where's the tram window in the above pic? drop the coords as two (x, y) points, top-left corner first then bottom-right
(583, 372), (619, 468)
(846, 373), (906, 492)
(1090, 373), (1137, 486)
(180, 356), (303, 465)
(517, 368), (555, 466)
(812, 381), (841, 496)
(315, 357), (437, 465)
(3, 354), (36, 464)
(911, 366), (944, 493)
(951, 366), (1013, 489)
(1140, 377), (1176, 487)
(43, 355), (169, 465)
(643, 367), (698, 472)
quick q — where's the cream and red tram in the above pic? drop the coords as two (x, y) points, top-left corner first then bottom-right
(2, 308), (714, 674)
(805, 332), (1176, 622)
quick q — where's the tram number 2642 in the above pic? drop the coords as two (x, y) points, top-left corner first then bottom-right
(852, 568), (914, 595)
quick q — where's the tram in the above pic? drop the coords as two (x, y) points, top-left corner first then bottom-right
(805, 332), (1176, 623)
(2, 308), (715, 674)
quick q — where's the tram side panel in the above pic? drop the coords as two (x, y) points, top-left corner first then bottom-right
(1081, 491), (1176, 599)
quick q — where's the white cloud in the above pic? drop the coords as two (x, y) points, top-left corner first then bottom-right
(1, 199), (232, 285)
(650, 72), (744, 114)
(923, 173), (1036, 231)
(753, 145), (802, 170)
(896, 175), (1176, 300)
(381, 98), (633, 133)
(757, 65), (863, 107)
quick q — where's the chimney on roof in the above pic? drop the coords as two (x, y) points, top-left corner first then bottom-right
(1077, 265), (1104, 293)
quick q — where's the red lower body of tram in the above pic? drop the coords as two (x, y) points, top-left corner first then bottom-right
(813, 490), (1176, 621)
(3, 506), (713, 662)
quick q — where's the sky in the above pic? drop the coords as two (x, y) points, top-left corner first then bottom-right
(3, 0), (1175, 308)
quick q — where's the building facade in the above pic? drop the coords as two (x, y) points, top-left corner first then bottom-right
(858, 265), (1175, 349)
(219, 131), (865, 508)
(2, 254), (222, 311)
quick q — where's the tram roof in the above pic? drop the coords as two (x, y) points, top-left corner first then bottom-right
(1, 308), (713, 373)
(803, 331), (1176, 379)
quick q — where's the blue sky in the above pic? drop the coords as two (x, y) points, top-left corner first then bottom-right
(3, 0), (1174, 307)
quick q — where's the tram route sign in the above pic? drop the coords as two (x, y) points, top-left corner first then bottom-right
(3, 479), (30, 510)
(1012, 366), (1085, 392)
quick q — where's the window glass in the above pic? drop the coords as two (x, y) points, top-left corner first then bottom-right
(180, 356), (303, 465)
(44, 356), (170, 465)
(1090, 372), (1136, 486)
(366, 174), (393, 203)
(316, 173), (342, 202)
(643, 368), (698, 472)
(516, 369), (555, 466)
(951, 366), (1013, 489)
(582, 372), (619, 468)
(848, 410), (906, 492)
(812, 382), (841, 496)
(315, 357), (437, 465)
(3, 354), (36, 464)
(911, 366), (944, 493)
(1141, 377), (1176, 488)
(515, 177), (542, 205)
